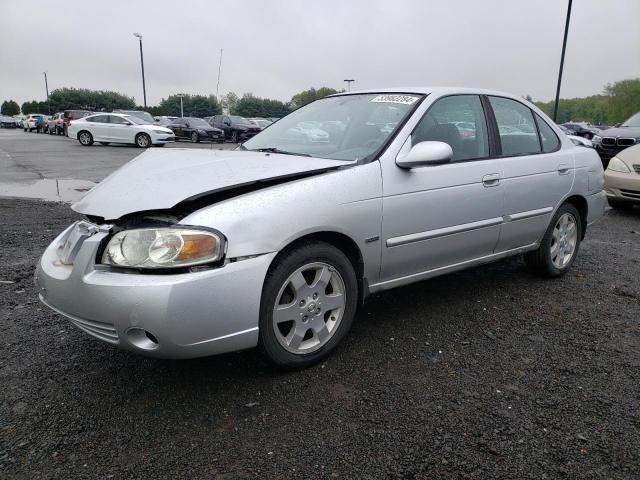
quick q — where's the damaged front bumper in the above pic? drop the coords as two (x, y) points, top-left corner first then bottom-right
(35, 222), (276, 359)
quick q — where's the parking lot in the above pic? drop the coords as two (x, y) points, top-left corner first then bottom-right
(1, 128), (639, 478)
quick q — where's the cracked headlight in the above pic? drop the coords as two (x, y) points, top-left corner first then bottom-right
(102, 228), (224, 269)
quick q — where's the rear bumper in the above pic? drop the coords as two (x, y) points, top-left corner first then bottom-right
(35, 224), (276, 359)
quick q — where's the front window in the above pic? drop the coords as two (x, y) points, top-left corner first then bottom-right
(187, 118), (210, 128)
(230, 115), (251, 125)
(621, 113), (640, 127)
(243, 93), (423, 161)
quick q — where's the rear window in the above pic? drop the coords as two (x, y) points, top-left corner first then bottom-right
(535, 113), (560, 153)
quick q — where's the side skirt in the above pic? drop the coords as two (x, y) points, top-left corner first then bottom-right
(368, 242), (539, 294)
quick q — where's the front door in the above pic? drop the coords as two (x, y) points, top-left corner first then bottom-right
(380, 94), (504, 284)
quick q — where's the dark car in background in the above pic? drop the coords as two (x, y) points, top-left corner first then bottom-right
(63, 110), (93, 136)
(208, 114), (261, 143)
(168, 117), (224, 143)
(592, 112), (640, 165)
(562, 123), (597, 139)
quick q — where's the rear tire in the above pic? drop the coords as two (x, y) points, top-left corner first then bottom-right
(524, 203), (581, 278)
(136, 133), (151, 148)
(258, 241), (358, 370)
(78, 131), (93, 146)
(191, 131), (199, 143)
(231, 131), (239, 143)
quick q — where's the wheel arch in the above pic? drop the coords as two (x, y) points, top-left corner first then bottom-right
(268, 230), (368, 305)
(563, 195), (588, 239)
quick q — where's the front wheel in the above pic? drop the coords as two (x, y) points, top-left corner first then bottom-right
(136, 133), (151, 148)
(524, 203), (581, 277)
(191, 132), (199, 143)
(78, 131), (93, 146)
(259, 241), (358, 370)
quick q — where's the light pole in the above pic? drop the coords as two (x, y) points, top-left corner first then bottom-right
(553, 0), (572, 122)
(177, 93), (185, 118)
(216, 48), (223, 99)
(43, 71), (50, 114)
(344, 79), (355, 91)
(133, 32), (147, 108)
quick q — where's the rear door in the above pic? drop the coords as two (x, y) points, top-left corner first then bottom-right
(488, 96), (574, 251)
(85, 115), (110, 140)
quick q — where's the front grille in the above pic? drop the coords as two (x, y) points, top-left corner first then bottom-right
(601, 137), (616, 146)
(620, 189), (640, 199)
(617, 138), (636, 147)
(633, 164), (640, 174)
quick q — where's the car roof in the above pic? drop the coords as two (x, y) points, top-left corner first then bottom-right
(330, 86), (527, 100)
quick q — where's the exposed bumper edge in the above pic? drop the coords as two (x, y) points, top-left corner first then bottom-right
(586, 190), (607, 226)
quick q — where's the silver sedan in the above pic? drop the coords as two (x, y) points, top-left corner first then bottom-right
(36, 87), (606, 369)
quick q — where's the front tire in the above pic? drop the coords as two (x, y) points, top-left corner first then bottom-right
(259, 241), (358, 370)
(136, 133), (151, 148)
(524, 203), (581, 277)
(78, 131), (93, 146)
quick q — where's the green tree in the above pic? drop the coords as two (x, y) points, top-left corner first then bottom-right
(1, 100), (20, 116)
(221, 92), (239, 114)
(21, 88), (136, 114)
(289, 87), (340, 110)
(232, 93), (290, 118)
(604, 78), (640, 125)
(21, 101), (49, 115)
(156, 94), (222, 117)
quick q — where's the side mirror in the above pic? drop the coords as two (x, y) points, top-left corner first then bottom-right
(396, 141), (453, 169)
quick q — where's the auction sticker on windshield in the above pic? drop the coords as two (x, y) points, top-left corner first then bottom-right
(371, 95), (419, 104)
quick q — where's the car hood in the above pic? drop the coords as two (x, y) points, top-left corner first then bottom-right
(72, 149), (351, 220)
(616, 144), (640, 163)
(599, 126), (640, 138)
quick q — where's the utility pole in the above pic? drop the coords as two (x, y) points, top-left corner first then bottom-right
(344, 79), (355, 92)
(43, 71), (50, 114)
(553, 0), (572, 122)
(216, 48), (223, 99)
(133, 33), (147, 108)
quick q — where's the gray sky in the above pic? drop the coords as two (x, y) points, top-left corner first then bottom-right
(1, 0), (639, 107)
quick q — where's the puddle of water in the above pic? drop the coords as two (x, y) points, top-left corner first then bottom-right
(0, 179), (97, 203)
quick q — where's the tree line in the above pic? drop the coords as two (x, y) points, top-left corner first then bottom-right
(534, 78), (640, 125)
(6, 79), (639, 124)
(4, 86), (341, 118)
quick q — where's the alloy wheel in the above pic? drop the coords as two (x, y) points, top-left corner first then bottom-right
(272, 262), (346, 354)
(550, 212), (577, 269)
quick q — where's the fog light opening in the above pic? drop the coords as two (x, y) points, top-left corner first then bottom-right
(126, 327), (159, 351)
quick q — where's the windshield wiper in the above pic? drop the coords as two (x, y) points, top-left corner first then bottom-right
(251, 147), (311, 157)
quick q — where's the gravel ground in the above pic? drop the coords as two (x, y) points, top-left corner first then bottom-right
(1, 198), (639, 479)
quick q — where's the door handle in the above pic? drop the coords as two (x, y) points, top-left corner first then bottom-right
(482, 173), (501, 187)
(557, 164), (571, 175)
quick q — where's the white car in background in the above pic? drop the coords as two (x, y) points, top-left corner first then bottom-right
(67, 113), (175, 148)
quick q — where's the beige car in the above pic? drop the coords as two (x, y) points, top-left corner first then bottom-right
(604, 143), (640, 210)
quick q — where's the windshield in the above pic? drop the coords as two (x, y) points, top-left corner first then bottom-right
(188, 118), (210, 127)
(118, 111), (155, 124)
(230, 115), (251, 125)
(243, 93), (422, 161)
(621, 113), (640, 127)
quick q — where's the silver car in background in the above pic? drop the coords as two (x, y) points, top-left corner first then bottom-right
(36, 87), (606, 369)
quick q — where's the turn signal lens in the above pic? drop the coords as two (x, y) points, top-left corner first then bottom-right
(102, 228), (224, 269)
